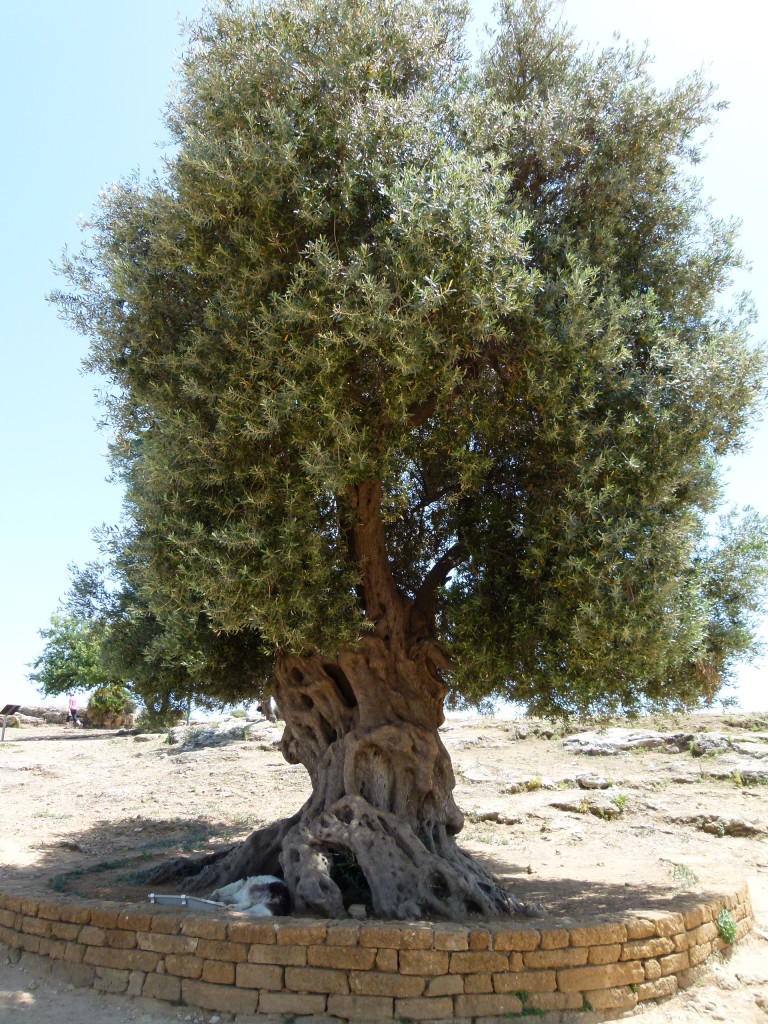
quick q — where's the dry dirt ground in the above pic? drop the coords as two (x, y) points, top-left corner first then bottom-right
(2, 711), (768, 1022)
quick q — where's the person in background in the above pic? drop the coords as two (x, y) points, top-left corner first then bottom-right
(66, 692), (79, 727)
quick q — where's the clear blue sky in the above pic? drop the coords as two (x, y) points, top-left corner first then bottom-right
(2, 1), (765, 711)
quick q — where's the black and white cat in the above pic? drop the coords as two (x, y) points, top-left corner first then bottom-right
(209, 875), (290, 917)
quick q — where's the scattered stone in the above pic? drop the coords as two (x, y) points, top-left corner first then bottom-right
(563, 728), (668, 755)
(133, 734), (156, 742)
(550, 797), (623, 819)
(672, 814), (763, 837)
(691, 733), (731, 756)
(576, 773), (612, 790)
(730, 740), (768, 759)
(347, 904), (367, 920)
(461, 767), (495, 783)
(514, 722), (530, 739)
(473, 808), (523, 826)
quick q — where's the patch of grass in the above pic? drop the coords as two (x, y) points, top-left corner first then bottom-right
(716, 908), (737, 945)
(524, 777), (542, 792)
(611, 793), (628, 812)
(732, 770), (743, 787)
(671, 863), (699, 889)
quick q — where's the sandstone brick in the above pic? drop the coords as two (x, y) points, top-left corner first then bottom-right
(652, 912), (685, 938)
(731, 902), (747, 922)
(587, 943), (621, 965)
(691, 921), (718, 945)
(735, 918), (751, 943)
(449, 950), (507, 974)
(21, 899), (40, 916)
(164, 953), (204, 979)
(84, 946), (161, 972)
(196, 938), (248, 962)
(236, 962), (283, 990)
(250, 941), (307, 966)
(325, 922), (361, 946)
(589, 985), (639, 1011)
(0, 925), (20, 948)
(644, 958), (662, 980)
(60, 905), (91, 925)
(37, 902), (63, 922)
(260, 991), (328, 1016)
(673, 931), (693, 952)
(433, 924), (469, 951)
(117, 909), (153, 932)
(78, 925), (107, 947)
(677, 967), (701, 990)
(523, 947), (588, 969)
(688, 942), (712, 967)
(308, 945), (375, 970)
(137, 930), (197, 955)
(49, 939), (67, 961)
(464, 973), (493, 993)
(424, 973), (464, 996)
(50, 921), (81, 942)
(277, 920), (328, 945)
(127, 970), (145, 997)
(347, 969), (421, 997)
(376, 947), (398, 972)
(94, 966), (130, 993)
(327, 994), (392, 1020)
(660, 951), (689, 975)
(105, 928), (138, 950)
(540, 928), (570, 949)
(182, 978), (260, 1015)
(491, 927), (540, 952)
(0, 895), (22, 912)
(360, 924), (433, 949)
(52, 961), (96, 988)
(90, 908), (119, 929)
(527, 990), (583, 1012)
(286, 966), (350, 995)
(150, 913), (183, 935)
(0, 909), (16, 928)
(400, 949), (451, 975)
(201, 959), (235, 985)
(18, 934), (39, 953)
(227, 919), (275, 944)
(64, 941), (86, 963)
(468, 928), (491, 951)
(571, 922), (628, 946)
(455, 993), (523, 1017)
(493, 969), (556, 994)
(22, 916), (51, 938)
(682, 904), (710, 930)
(621, 936), (675, 960)
(637, 975), (678, 1002)
(623, 917), (656, 940)
(557, 960), (644, 992)
(395, 995), (454, 1020)
(182, 917), (229, 941)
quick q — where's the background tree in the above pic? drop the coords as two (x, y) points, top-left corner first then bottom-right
(52, 0), (767, 919)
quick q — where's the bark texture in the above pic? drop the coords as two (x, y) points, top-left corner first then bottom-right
(151, 481), (526, 919)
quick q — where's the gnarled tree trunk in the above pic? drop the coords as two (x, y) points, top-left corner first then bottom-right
(151, 481), (527, 920)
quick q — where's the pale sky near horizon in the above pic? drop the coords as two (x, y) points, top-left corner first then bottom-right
(1, 1), (765, 712)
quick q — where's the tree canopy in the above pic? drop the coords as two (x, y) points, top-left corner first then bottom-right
(53, 0), (768, 719)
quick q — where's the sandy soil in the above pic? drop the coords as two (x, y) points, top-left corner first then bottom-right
(2, 711), (768, 1021)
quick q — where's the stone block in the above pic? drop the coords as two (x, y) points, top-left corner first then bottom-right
(90, 908), (119, 929)
(539, 928), (570, 949)
(659, 951), (689, 976)
(637, 975), (678, 1002)
(236, 962), (284, 990)
(623, 917), (656, 940)
(78, 925), (107, 947)
(587, 943), (621, 965)
(523, 947), (588, 969)
(620, 936), (675, 960)
(399, 949), (451, 975)
(526, 990), (583, 1012)
(326, 922), (361, 946)
(149, 913), (183, 935)
(277, 920), (328, 945)
(228, 919), (275, 944)
(143, 971), (182, 1003)
(196, 938), (248, 962)
(164, 953), (204, 979)
(106, 928), (138, 950)
(644, 958), (662, 980)
(127, 971), (145, 997)
(376, 947), (398, 972)
(652, 913), (685, 938)
(63, 941), (86, 963)
(0, 909), (16, 928)
(424, 973), (464, 996)
(308, 944), (376, 970)
(94, 966), (130, 993)
(202, 959), (235, 985)
(493, 969), (557, 994)
(259, 991), (328, 1016)
(433, 924), (469, 951)
(557, 960), (644, 992)
(20, 899), (40, 916)
(182, 978), (260, 1015)
(682, 904), (710, 930)
(182, 917), (229, 941)
(468, 929), (491, 950)
(690, 921), (718, 945)
(395, 995), (454, 1020)
(360, 924), (433, 949)
(37, 902), (63, 922)
(286, 966), (350, 995)
(60, 905), (91, 925)
(137, 930), (198, 955)
(455, 993), (523, 1017)
(326, 994), (393, 1020)
(18, 934), (39, 953)
(688, 941), (712, 967)
(249, 941), (307, 966)
(50, 921), (82, 942)
(83, 946), (161, 972)
(585, 985), (639, 1011)
(117, 909), (153, 932)
(449, 950), (508, 974)
(349, 970), (424, 997)
(491, 927), (540, 952)
(464, 973), (493, 993)
(22, 916), (51, 938)
(570, 923), (627, 947)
